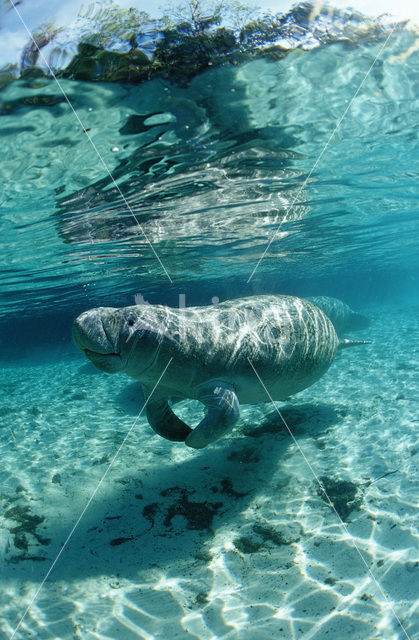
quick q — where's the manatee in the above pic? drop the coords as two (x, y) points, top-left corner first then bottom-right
(72, 295), (370, 449)
(306, 296), (370, 334)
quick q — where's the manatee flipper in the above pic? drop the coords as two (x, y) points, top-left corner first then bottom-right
(185, 381), (240, 449)
(145, 396), (192, 442)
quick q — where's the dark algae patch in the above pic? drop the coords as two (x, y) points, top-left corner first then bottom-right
(161, 487), (222, 530)
(194, 591), (210, 607)
(316, 476), (362, 521)
(210, 478), (249, 498)
(142, 502), (159, 529)
(235, 522), (302, 555)
(252, 523), (301, 546)
(6, 505), (51, 545)
(14, 531), (29, 551)
(220, 478), (248, 498)
(140, 485), (225, 533)
(110, 536), (135, 546)
(235, 536), (263, 554)
(5, 504), (51, 560)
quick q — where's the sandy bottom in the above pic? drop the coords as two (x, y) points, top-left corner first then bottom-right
(0, 305), (417, 640)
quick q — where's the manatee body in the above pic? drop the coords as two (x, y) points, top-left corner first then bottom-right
(306, 296), (370, 334)
(72, 295), (358, 449)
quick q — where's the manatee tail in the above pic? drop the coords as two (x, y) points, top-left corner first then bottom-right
(338, 338), (372, 350)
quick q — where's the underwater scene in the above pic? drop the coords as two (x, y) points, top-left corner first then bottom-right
(0, 1), (418, 638)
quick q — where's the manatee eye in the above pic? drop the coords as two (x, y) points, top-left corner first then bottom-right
(128, 318), (135, 327)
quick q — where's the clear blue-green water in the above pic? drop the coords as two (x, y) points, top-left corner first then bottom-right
(0, 13), (418, 640)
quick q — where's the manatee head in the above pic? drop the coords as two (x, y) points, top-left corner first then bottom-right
(72, 306), (159, 375)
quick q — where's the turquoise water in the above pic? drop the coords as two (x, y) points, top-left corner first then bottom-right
(0, 13), (418, 640)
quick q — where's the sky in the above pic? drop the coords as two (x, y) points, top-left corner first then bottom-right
(1, 0), (418, 67)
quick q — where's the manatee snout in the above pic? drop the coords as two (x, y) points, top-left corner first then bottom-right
(72, 307), (124, 373)
(72, 308), (113, 354)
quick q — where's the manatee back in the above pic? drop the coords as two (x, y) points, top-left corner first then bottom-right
(307, 295), (370, 334)
(236, 296), (338, 399)
(139, 295), (338, 401)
